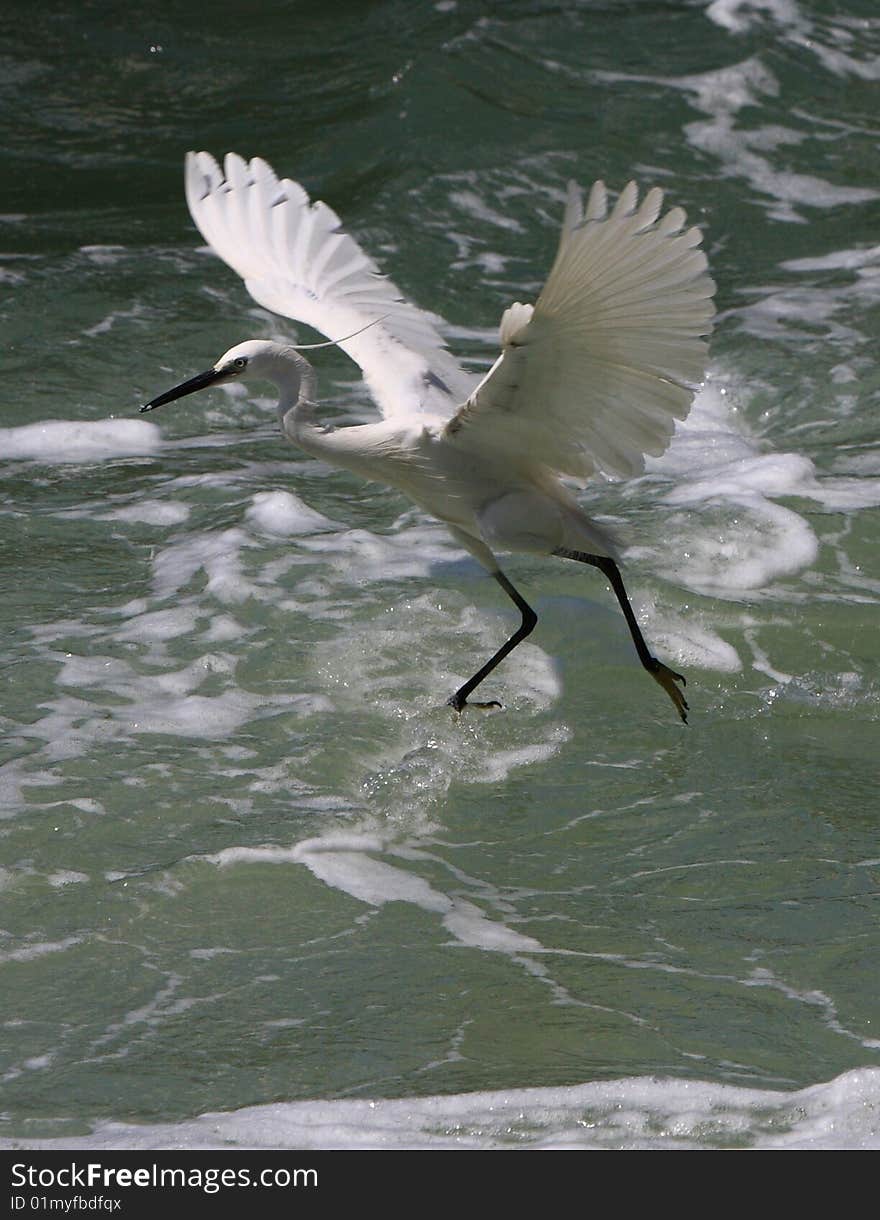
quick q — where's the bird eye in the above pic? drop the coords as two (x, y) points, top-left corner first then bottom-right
(232, 357), (248, 370)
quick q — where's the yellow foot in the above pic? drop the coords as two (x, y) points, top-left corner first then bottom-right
(648, 659), (689, 724)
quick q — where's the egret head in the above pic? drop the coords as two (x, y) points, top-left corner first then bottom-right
(140, 339), (308, 413)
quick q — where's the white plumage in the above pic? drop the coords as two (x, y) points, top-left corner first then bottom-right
(450, 179), (715, 480)
(144, 152), (716, 722)
(184, 151), (473, 418)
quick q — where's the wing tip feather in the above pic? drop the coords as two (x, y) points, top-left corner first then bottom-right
(452, 174), (715, 479)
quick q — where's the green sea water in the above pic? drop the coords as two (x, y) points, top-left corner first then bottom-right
(1, 0), (879, 1148)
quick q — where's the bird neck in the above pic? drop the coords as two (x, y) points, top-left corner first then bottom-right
(273, 349), (377, 476)
(273, 350), (329, 455)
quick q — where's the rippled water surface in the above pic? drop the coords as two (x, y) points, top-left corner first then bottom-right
(2, 0), (879, 1148)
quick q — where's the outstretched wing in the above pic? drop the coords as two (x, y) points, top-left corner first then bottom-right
(184, 151), (474, 419)
(444, 181), (715, 479)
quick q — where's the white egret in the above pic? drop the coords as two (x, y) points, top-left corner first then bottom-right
(143, 152), (715, 722)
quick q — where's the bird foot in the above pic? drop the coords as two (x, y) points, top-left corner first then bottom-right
(447, 695), (503, 714)
(647, 658), (688, 724)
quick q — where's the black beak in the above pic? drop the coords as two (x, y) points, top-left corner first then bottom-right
(140, 366), (227, 412)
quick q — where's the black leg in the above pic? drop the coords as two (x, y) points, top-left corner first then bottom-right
(448, 571), (538, 712)
(554, 548), (689, 723)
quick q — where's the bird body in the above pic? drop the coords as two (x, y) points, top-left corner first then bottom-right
(143, 153), (715, 721)
(290, 398), (618, 563)
(217, 338), (621, 564)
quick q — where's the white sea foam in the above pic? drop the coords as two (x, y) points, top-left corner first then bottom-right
(0, 419), (161, 463)
(200, 614), (248, 643)
(654, 370), (880, 534)
(82, 304), (146, 338)
(301, 523), (462, 583)
(100, 499), (191, 526)
(22, 690), (262, 757)
(46, 871), (89, 888)
(595, 55), (878, 223)
(731, 283), (866, 345)
(635, 381), (820, 597)
(640, 603), (743, 673)
(114, 606), (202, 643)
(478, 727), (572, 784)
(207, 836), (548, 956)
(0, 761), (40, 817)
(666, 375), (880, 516)
(0, 936), (83, 965)
(78, 244), (127, 265)
(151, 528), (263, 603)
(4, 1067), (878, 1149)
(707, 0), (880, 81)
(662, 498), (818, 596)
(245, 489), (340, 536)
(683, 61), (877, 221)
(22, 644), (321, 758)
(781, 246), (880, 273)
(706, 0), (806, 36)
(449, 188), (525, 232)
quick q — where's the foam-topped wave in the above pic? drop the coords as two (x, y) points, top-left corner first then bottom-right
(4, 1067), (878, 1150)
(632, 371), (880, 599)
(0, 418), (161, 463)
(641, 379), (819, 598)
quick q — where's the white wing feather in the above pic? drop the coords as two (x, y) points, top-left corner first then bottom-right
(445, 180), (716, 479)
(184, 151), (474, 418)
